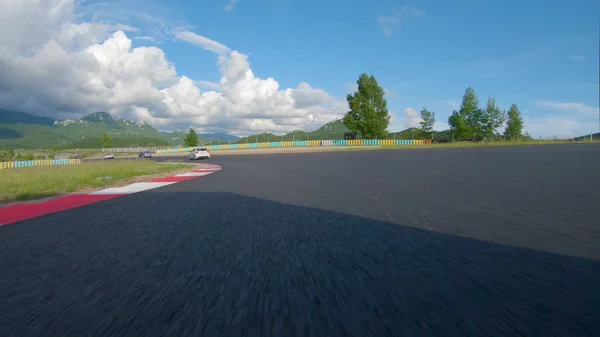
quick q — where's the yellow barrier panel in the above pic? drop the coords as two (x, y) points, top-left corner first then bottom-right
(307, 140), (319, 147)
(259, 142), (268, 148)
(239, 143), (249, 149)
(222, 145), (230, 150)
(1, 162), (15, 169)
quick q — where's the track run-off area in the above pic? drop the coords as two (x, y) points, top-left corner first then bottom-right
(1, 144), (599, 336)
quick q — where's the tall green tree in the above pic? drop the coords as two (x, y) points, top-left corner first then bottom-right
(343, 73), (391, 139)
(504, 104), (524, 140)
(100, 132), (113, 148)
(183, 128), (200, 147)
(482, 97), (506, 139)
(448, 87), (480, 140)
(419, 108), (436, 136)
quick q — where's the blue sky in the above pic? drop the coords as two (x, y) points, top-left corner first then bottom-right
(3, 0), (599, 137)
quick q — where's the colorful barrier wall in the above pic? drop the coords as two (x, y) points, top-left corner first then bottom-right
(155, 139), (433, 154)
(0, 158), (82, 170)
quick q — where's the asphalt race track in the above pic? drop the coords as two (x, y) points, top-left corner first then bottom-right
(1, 144), (599, 336)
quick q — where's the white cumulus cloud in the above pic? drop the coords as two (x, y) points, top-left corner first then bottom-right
(0, 0), (347, 136)
(402, 107), (422, 128)
(526, 100), (599, 138)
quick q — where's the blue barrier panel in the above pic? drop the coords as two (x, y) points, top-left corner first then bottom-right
(374, 140), (380, 146)
(333, 140), (343, 146)
(293, 141), (301, 147)
(249, 143), (258, 148)
(229, 144), (238, 149)
(212, 145), (221, 150)
(407, 140), (413, 145)
(303, 141), (308, 146)
(28, 160), (34, 167)
(272, 142), (282, 147)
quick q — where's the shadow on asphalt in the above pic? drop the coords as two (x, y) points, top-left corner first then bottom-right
(0, 192), (598, 337)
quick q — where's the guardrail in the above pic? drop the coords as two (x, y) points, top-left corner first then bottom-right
(155, 139), (432, 154)
(0, 159), (82, 170)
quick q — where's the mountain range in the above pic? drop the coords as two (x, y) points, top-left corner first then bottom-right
(0, 109), (451, 150)
(7, 108), (584, 150)
(0, 110), (241, 149)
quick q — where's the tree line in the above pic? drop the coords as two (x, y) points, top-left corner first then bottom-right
(343, 73), (524, 141)
(178, 73), (526, 145)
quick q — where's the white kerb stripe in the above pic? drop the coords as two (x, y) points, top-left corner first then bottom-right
(175, 172), (214, 177)
(91, 182), (176, 195)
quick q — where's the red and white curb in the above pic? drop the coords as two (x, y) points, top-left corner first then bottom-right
(0, 164), (222, 226)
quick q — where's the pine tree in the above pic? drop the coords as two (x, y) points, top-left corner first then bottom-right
(504, 104), (524, 140)
(419, 108), (436, 137)
(100, 132), (113, 148)
(482, 97), (506, 139)
(448, 87), (480, 140)
(183, 128), (200, 147)
(343, 73), (391, 139)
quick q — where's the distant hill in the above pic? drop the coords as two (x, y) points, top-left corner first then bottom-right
(236, 119), (352, 143)
(200, 132), (240, 141)
(0, 110), (240, 149)
(574, 132), (600, 141)
(236, 120), (455, 142)
(0, 109), (55, 126)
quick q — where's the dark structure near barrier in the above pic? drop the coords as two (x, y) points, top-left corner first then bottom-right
(344, 132), (357, 140)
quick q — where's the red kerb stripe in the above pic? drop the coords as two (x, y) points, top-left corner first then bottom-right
(0, 194), (125, 225)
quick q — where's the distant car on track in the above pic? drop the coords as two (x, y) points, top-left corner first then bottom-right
(189, 147), (210, 160)
(103, 154), (115, 160)
(138, 151), (152, 159)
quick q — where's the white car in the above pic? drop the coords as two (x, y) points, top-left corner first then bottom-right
(103, 154), (115, 159)
(189, 147), (210, 160)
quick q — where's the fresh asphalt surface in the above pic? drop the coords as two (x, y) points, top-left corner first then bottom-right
(1, 144), (599, 336)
